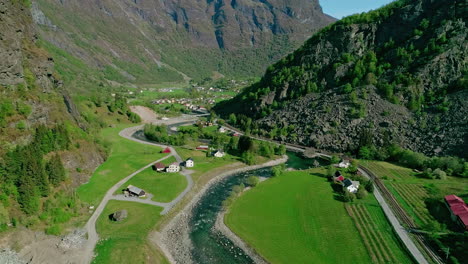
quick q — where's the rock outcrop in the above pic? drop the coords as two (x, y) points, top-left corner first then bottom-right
(216, 0), (468, 157)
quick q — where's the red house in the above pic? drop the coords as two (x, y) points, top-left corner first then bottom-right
(161, 147), (171, 154)
(444, 195), (468, 231)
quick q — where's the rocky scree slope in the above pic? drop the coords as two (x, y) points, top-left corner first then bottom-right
(216, 0), (468, 157)
(0, 0), (104, 186)
(32, 0), (334, 83)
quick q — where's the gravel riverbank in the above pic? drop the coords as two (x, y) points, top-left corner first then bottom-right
(152, 156), (287, 264)
(213, 211), (268, 264)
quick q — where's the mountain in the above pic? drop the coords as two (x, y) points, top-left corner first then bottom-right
(215, 0), (468, 158)
(32, 0), (334, 85)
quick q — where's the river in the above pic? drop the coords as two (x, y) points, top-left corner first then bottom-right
(187, 152), (323, 263)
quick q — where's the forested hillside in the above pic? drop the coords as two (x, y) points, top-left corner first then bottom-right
(0, 0), (137, 234)
(216, 0), (468, 158)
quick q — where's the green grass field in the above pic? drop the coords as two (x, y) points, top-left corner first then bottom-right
(93, 201), (168, 264)
(121, 167), (187, 203)
(361, 160), (468, 227)
(225, 169), (373, 264)
(77, 124), (167, 206)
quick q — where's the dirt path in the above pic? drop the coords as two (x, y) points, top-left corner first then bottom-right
(129, 105), (159, 123)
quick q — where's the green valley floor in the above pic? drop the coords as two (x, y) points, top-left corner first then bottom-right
(225, 168), (414, 264)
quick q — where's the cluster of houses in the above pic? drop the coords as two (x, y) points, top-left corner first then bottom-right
(444, 195), (468, 231)
(195, 146), (225, 157)
(333, 171), (360, 193)
(151, 98), (208, 112)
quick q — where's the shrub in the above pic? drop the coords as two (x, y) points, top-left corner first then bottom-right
(433, 168), (447, 180)
(45, 224), (62, 236)
(245, 176), (259, 187)
(356, 188), (368, 199)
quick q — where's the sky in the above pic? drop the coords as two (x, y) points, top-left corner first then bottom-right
(319, 0), (395, 19)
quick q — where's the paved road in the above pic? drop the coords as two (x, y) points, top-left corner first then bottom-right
(82, 154), (173, 264)
(359, 168), (428, 264)
(82, 120), (197, 264)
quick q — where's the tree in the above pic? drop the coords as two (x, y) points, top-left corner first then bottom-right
(364, 180), (374, 193)
(46, 154), (66, 186)
(330, 155), (340, 164)
(275, 145), (286, 155)
(241, 151), (255, 165)
(272, 164), (285, 177)
(358, 146), (373, 160)
(343, 83), (353, 94)
(238, 136), (254, 153)
(245, 176), (259, 187)
(228, 113), (237, 125)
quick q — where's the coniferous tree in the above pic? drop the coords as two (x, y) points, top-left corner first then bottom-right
(47, 154), (66, 186)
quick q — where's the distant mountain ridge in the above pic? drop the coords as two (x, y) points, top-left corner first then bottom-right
(33, 0), (334, 84)
(216, 0), (468, 157)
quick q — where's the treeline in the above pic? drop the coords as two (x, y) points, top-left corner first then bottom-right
(144, 124), (188, 146)
(358, 144), (467, 178)
(0, 124), (69, 215)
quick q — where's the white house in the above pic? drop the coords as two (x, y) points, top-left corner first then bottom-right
(218, 127), (226, 133)
(213, 150), (225, 158)
(185, 158), (194, 168)
(338, 159), (351, 168)
(166, 162), (180, 173)
(343, 179), (360, 193)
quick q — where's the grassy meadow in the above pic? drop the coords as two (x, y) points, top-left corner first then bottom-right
(121, 167), (187, 203)
(93, 200), (168, 264)
(77, 124), (167, 206)
(225, 169), (373, 264)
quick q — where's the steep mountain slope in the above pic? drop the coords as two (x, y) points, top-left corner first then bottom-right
(216, 0), (468, 157)
(32, 0), (334, 84)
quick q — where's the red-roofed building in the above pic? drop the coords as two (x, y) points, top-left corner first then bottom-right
(161, 147), (171, 154)
(444, 195), (468, 231)
(153, 162), (166, 172)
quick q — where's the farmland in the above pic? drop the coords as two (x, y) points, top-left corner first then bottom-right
(77, 124), (166, 206)
(225, 169), (373, 264)
(361, 160), (468, 227)
(345, 201), (413, 264)
(93, 201), (168, 264)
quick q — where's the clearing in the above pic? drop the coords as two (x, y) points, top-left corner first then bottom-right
(225, 169), (373, 264)
(93, 200), (168, 264)
(77, 124), (166, 206)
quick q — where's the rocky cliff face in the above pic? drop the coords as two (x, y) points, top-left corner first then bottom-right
(216, 0), (468, 157)
(33, 0), (334, 82)
(0, 0), (104, 185)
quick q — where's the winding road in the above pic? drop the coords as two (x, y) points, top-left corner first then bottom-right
(80, 113), (429, 264)
(81, 117), (199, 264)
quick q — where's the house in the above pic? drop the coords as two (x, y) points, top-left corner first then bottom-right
(333, 171), (345, 182)
(213, 150), (225, 158)
(153, 162), (166, 172)
(343, 179), (360, 193)
(196, 145), (209, 150)
(338, 159), (351, 168)
(166, 162), (180, 173)
(126, 185), (146, 197)
(444, 195), (468, 231)
(161, 147), (171, 154)
(185, 158), (194, 168)
(218, 127), (226, 133)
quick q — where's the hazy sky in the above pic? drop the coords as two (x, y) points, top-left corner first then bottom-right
(320, 0), (395, 19)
